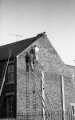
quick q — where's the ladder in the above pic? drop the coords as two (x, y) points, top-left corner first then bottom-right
(26, 64), (31, 120)
(25, 51), (50, 120)
(31, 70), (36, 120)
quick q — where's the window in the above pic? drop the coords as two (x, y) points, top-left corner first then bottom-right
(6, 95), (16, 118)
(0, 59), (16, 119)
(8, 64), (14, 72)
(7, 64), (15, 84)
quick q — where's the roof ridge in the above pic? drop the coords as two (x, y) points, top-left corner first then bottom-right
(0, 32), (46, 60)
(0, 32), (45, 47)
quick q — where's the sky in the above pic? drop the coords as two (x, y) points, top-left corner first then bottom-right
(0, 0), (75, 65)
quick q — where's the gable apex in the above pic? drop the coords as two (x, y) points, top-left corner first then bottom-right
(0, 32), (45, 61)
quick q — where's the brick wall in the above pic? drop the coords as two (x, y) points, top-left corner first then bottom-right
(17, 34), (75, 118)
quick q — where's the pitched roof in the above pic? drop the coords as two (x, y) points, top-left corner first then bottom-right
(0, 33), (45, 60)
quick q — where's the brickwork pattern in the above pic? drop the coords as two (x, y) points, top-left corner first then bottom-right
(17, 34), (75, 118)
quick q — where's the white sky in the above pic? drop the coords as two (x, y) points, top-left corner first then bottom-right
(0, 0), (75, 65)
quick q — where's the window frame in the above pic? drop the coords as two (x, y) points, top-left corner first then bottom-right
(6, 95), (16, 118)
(7, 61), (15, 84)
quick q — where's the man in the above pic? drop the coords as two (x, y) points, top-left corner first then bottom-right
(30, 45), (39, 71)
(25, 52), (30, 72)
(34, 45), (39, 63)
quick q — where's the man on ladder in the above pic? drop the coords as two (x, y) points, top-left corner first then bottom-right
(29, 45), (48, 120)
(25, 52), (30, 72)
(25, 45), (50, 120)
(29, 45), (39, 71)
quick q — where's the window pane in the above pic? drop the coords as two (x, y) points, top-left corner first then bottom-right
(7, 64), (15, 83)
(8, 65), (14, 73)
(8, 73), (14, 83)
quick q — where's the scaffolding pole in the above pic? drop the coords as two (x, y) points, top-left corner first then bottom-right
(60, 75), (65, 120)
(41, 71), (45, 120)
(0, 50), (11, 96)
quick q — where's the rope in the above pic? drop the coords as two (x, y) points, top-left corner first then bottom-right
(34, 62), (51, 108)
(33, 69), (50, 106)
(31, 70), (50, 120)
